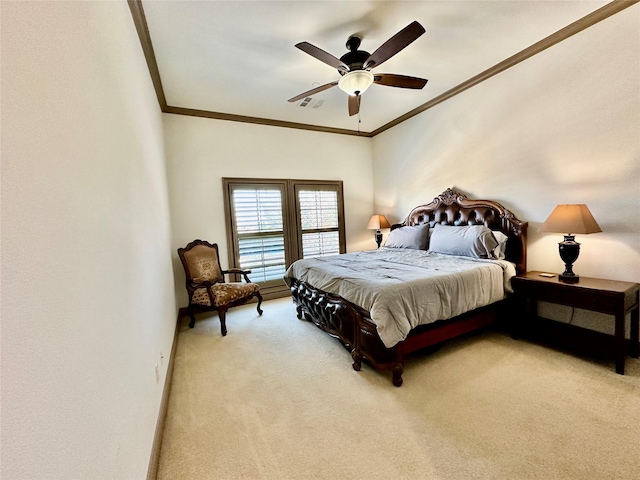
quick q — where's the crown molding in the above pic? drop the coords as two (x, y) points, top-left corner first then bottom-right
(164, 106), (372, 137)
(127, 0), (167, 110)
(371, 0), (639, 136)
(129, 0), (638, 138)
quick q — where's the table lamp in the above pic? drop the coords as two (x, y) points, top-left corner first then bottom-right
(539, 204), (602, 282)
(367, 214), (391, 248)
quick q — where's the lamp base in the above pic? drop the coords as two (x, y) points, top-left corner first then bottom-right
(559, 272), (579, 283)
(375, 230), (383, 249)
(558, 235), (580, 283)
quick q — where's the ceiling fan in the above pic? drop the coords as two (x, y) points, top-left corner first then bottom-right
(288, 21), (428, 117)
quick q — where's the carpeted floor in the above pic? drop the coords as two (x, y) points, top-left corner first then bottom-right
(157, 297), (640, 479)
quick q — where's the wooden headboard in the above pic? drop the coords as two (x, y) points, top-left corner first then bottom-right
(392, 188), (528, 274)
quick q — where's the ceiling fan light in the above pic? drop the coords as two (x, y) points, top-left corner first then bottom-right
(338, 70), (374, 96)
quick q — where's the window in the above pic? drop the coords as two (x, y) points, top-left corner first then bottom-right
(232, 187), (286, 283)
(223, 178), (346, 298)
(296, 186), (341, 258)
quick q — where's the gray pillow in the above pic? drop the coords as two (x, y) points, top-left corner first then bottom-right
(492, 230), (509, 260)
(428, 224), (499, 259)
(384, 223), (430, 250)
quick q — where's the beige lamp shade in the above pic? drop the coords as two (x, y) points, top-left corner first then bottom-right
(539, 204), (602, 234)
(367, 214), (391, 230)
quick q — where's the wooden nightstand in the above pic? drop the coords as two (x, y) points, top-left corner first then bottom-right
(511, 271), (639, 374)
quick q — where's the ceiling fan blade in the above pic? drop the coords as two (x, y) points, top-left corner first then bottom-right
(374, 74), (428, 89)
(295, 42), (349, 72)
(348, 94), (361, 117)
(364, 21), (425, 69)
(288, 81), (338, 103)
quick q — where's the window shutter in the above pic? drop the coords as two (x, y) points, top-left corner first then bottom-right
(301, 231), (340, 258)
(231, 188), (286, 283)
(298, 189), (341, 258)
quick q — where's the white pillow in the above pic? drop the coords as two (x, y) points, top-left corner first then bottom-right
(492, 231), (509, 260)
(384, 223), (430, 250)
(428, 224), (499, 259)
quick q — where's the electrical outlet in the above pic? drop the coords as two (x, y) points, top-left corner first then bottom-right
(155, 364), (160, 384)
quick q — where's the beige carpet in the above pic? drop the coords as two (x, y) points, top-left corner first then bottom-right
(157, 298), (640, 480)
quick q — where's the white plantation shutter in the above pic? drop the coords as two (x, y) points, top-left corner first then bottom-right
(237, 235), (286, 283)
(231, 188), (286, 283)
(224, 179), (345, 295)
(233, 189), (283, 234)
(298, 190), (338, 230)
(301, 231), (340, 258)
(298, 189), (340, 258)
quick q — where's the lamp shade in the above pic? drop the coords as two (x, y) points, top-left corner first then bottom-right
(367, 214), (391, 230)
(539, 204), (602, 234)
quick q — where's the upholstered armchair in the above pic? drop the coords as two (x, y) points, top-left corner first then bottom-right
(178, 239), (263, 336)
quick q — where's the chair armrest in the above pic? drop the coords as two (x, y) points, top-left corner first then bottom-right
(187, 280), (217, 294)
(222, 268), (253, 283)
(188, 280), (216, 288)
(223, 268), (252, 275)
(187, 281), (216, 304)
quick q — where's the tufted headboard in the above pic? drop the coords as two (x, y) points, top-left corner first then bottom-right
(392, 188), (528, 274)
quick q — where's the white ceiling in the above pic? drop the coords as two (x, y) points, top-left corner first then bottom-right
(142, 0), (610, 133)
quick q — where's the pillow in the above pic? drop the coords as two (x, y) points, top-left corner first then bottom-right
(383, 223), (430, 250)
(492, 231), (509, 260)
(428, 224), (499, 259)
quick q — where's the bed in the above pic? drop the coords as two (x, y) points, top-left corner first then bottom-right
(284, 188), (528, 386)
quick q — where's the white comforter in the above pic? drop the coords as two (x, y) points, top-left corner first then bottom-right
(284, 248), (516, 348)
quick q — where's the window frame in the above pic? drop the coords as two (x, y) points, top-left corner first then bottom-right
(223, 178), (346, 299)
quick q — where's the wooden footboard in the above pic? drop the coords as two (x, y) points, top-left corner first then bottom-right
(290, 278), (360, 349)
(290, 278), (403, 386)
(290, 277), (502, 387)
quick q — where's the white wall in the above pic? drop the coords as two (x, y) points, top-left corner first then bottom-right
(1, 2), (176, 479)
(372, 6), (639, 284)
(163, 115), (373, 306)
(371, 7), (639, 334)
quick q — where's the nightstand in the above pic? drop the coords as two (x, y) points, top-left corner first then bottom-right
(511, 271), (639, 374)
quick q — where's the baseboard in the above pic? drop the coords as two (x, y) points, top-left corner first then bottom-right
(146, 312), (181, 480)
(260, 287), (291, 301)
(146, 298), (280, 477)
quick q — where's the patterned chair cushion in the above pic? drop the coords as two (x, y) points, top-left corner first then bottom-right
(191, 282), (260, 307)
(183, 245), (224, 283)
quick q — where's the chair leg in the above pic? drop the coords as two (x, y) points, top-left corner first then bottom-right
(218, 308), (228, 336)
(187, 306), (196, 328)
(255, 291), (264, 315)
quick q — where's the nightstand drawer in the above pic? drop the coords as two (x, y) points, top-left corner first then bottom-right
(575, 292), (618, 313)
